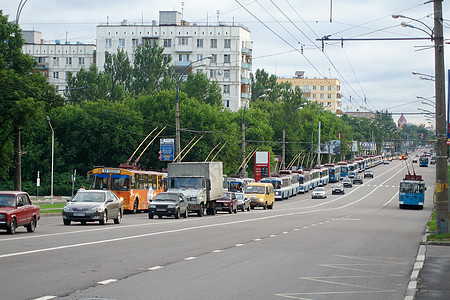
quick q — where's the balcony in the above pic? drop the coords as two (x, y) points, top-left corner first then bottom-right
(241, 47), (252, 55)
(241, 62), (252, 70)
(241, 92), (251, 99)
(241, 77), (251, 85)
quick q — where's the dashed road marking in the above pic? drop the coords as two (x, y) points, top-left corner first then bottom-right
(148, 266), (163, 271)
(185, 256), (197, 260)
(33, 297), (57, 300)
(97, 279), (118, 285)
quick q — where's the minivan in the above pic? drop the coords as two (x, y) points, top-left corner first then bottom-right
(245, 182), (275, 209)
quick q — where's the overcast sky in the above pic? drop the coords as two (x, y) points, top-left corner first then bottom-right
(3, 0), (449, 126)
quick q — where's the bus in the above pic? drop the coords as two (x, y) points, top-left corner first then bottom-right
(279, 170), (299, 195)
(399, 174), (426, 209)
(337, 162), (349, 179)
(419, 156), (429, 167)
(325, 164), (341, 183)
(297, 171), (311, 193)
(260, 176), (291, 200)
(89, 167), (165, 213)
(309, 169), (320, 188)
(228, 177), (245, 192)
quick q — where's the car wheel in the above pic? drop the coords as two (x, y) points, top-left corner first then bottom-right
(175, 208), (180, 219)
(99, 211), (107, 225)
(229, 206), (233, 214)
(263, 202), (267, 210)
(148, 213), (154, 219)
(234, 206), (238, 213)
(158, 214), (163, 219)
(197, 204), (204, 217)
(26, 216), (36, 232)
(63, 219), (71, 226)
(114, 210), (122, 224)
(183, 208), (188, 218)
(7, 218), (17, 234)
(132, 199), (139, 214)
(81, 221), (87, 224)
(268, 202), (273, 209)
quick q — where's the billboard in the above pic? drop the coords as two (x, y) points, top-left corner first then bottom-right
(159, 138), (175, 161)
(254, 151), (270, 182)
(330, 140), (340, 154)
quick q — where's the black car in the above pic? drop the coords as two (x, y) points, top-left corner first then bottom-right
(364, 170), (374, 178)
(148, 192), (189, 219)
(331, 183), (345, 195)
(353, 175), (363, 184)
(342, 177), (353, 188)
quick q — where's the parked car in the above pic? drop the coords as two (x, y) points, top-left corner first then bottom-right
(216, 192), (238, 214)
(235, 192), (251, 212)
(62, 190), (123, 225)
(148, 192), (188, 219)
(430, 157), (436, 165)
(342, 177), (353, 188)
(0, 191), (40, 234)
(331, 183), (345, 195)
(364, 170), (374, 178)
(353, 175), (363, 184)
(312, 187), (327, 199)
(412, 158), (418, 163)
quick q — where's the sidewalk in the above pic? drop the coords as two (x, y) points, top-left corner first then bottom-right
(415, 243), (450, 299)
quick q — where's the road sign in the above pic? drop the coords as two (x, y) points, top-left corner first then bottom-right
(160, 138), (175, 161)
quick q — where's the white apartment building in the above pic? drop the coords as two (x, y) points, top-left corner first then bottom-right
(96, 11), (253, 111)
(22, 30), (96, 94)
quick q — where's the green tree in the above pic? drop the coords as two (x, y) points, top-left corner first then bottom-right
(180, 72), (222, 107)
(104, 49), (132, 101)
(66, 64), (111, 103)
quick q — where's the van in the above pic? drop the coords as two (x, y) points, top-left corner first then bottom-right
(245, 182), (275, 209)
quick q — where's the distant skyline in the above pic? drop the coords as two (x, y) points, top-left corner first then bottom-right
(3, 0), (449, 126)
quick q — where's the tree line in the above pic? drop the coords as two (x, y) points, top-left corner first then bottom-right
(0, 10), (431, 196)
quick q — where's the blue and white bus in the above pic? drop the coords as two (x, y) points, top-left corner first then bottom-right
(399, 174), (426, 209)
(337, 162), (349, 179)
(325, 164), (341, 183)
(318, 167), (329, 186)
(260, 176), (291, 200)
(309, 169), (320, 188)
(279, 170), (299, 195)
(297, 171), (311, 193)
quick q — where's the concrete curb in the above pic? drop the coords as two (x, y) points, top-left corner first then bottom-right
(404, 238), (427, 300)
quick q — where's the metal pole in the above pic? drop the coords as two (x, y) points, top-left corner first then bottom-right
(175, 82), (181, 162)
(282, 117), (286, 169)
(310, 129), (313, 167)
(241, 104), (246, 177)
(328, 126), (331, 163)
(433, 0), (448, 233)
(318, 122), (321, 166)
(46, 116), (54, 202)
(13, 127), (22, 191)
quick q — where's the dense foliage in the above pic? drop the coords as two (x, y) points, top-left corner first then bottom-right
(0, 13), (433, 195)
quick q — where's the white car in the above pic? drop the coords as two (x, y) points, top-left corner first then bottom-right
(311, 187), (327, 199)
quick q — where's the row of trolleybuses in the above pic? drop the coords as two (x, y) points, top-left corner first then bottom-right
(87, 155), (385, 213)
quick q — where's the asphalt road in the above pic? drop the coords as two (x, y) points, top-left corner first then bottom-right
(0, 160), (434, 300)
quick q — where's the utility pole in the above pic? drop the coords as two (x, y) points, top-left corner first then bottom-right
(282, 117), (286, 169)
(318, 122), (321, 166)
(310, 129), (314, 167)
(13, 127), (21, 191)
(433, 0), (448, 233)
(241, 105), (246, 177)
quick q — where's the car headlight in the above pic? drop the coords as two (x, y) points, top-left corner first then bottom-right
(190, 197), (197, 202)
(63, 206), (72, 212)
(149, 204), (156, 209)
(89, 206), (101, 212)
(258, 197), (264, 202)
(167, 205), (175, 208)
(0, 213), (6, 220)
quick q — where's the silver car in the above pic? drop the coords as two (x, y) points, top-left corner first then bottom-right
(62, 190), (123, 225)
(312, 187), (327, 199)
(148, 192), (189, 219)
(235, 192), (251, 212)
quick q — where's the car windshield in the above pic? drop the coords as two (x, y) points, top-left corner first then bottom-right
(315, 187), (325, 192)
(169, 177), (203, 189)
(154, 194), (178, 202)
(333, 184), (342, 188)
(246, 186), (265, 194)
(0, 194), (15, 207)
(235, 193), (244, 200)
(72, 192), (105, 203)
(223, 193), (233, 200)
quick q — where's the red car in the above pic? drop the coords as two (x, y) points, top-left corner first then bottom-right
(0, 191), (40, 234)
(216, 192), (238, 214)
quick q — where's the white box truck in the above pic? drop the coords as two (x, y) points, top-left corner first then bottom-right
(167, 162), (223, 216)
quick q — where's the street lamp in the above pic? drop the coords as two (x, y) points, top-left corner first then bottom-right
(175, 55), (212, 162)
(397, 5), (449, 233)
(46, 116), (54, 202)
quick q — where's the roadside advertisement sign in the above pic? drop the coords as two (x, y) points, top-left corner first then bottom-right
(254, 151), (270, 182)
(159, 138), (174, 161)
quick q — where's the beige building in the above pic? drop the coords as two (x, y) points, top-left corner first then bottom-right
(277, 71), (342, 113)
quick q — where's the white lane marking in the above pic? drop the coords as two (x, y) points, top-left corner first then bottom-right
(235, 244), (244, 247)
(148, 266), (163, 271)
(184, 257), (196, 260)
(98, 279), (118, 285)
(0, 165), (408, 259)
(254, 238), (262, 241)
(33, 297), (57, 300)
(212, 249), (223, 253)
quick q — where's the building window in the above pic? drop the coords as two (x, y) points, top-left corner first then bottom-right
(224, 54), (231, 63)
(303, 85), (310, 90)
(78, 57), (85, 65)
(119, 38), (125, 48)
(197, 38), (203, 48)
(312, 94), (316, 99)
(132, 38), (139, 48)
(66, 57), (72, 65)
(327, 94), (332, 99)
(320, 86), (324, 91)
(36, 57), (45, 63)
(53, 72), (59, 79)
(210, 69), (217, 78)
(328, 86), (332, 91)
(224, 39), (231, 48)
(223, 100), (230, 108)
(211, 54), (217, 63)
(163, 54), (171, 63)
(313, 86), (317, 90)
(105, 39), (111, 48)
(179, 37), (188, 45)
(327, 102), (332, 107)
(210, 39), (217, 48)
(224, 69), (230, 78)
(223, 85), (230, 94)
(179, 54), (189, 62)
(320, 94), (324, 99)
(196, 54), (203, 61)
(53, 57), (59, 65)
(164, 39), (171, 47)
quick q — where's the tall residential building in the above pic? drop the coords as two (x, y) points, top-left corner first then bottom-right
(277, 71), (342, 113)
(22, 30), (96, 94)
(96, 11), (253, 111)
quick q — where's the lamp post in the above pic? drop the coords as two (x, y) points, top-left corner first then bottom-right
(396, 4), (448, 233)
(174, 56), (211, 162)
(46, 116), (54, 202)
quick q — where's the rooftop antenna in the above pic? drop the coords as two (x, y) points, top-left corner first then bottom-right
(107, 16), (109, 25)
(217, 10), (220, 24)
(181, 2), (185, 19)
